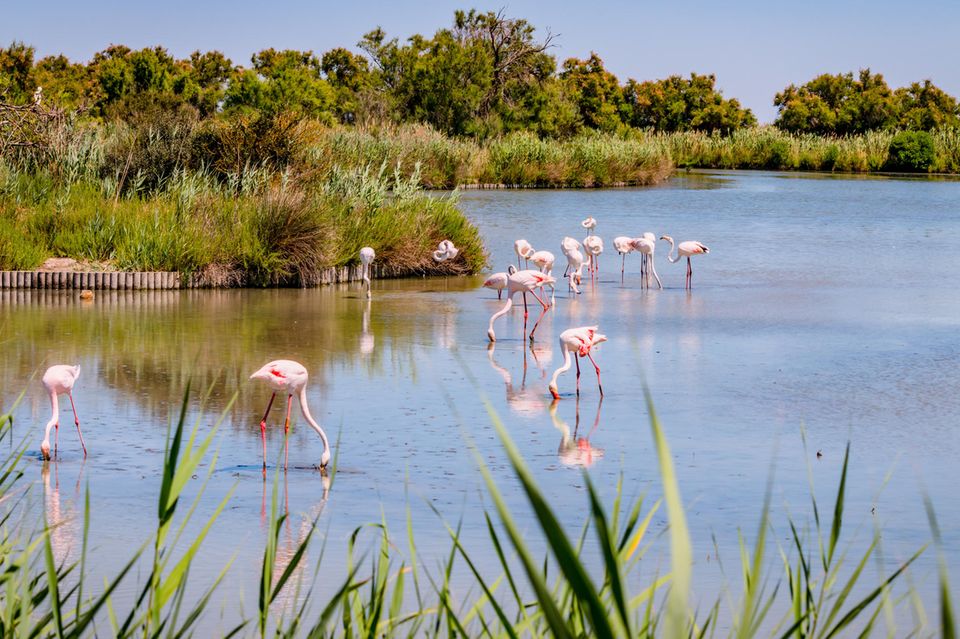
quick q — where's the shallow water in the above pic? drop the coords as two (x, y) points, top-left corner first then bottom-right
(2, 170), (959, 632)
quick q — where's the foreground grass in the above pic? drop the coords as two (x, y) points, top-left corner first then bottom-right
(0, 385), (954, 637)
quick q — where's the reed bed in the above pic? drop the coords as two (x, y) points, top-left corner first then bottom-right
(306, 125), (675, 188)
(659, 126), (960, 173)
(0, 385), (953, 637)
(0, 160), (485, 278)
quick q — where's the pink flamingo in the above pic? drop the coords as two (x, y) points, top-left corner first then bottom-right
(548, 326), (607, 399)
(482, 265), (517, 299)
(529, 250), (556, 302)
(660, 235), (710, 289)
(613, 236), (636, 284)
(632, 233), (662, 289)
(514, 239), (535, 269)
(583, 235), (604, 280)
(359, 247), (375, 299)
(250, 360), (331, 472)
(40, 364), (86, 461)
(487, 270), (555, 342)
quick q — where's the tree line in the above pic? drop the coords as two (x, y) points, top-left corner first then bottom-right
(1, 9), (958, 139)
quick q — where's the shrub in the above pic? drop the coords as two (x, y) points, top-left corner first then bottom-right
(886, 130), (935, 172)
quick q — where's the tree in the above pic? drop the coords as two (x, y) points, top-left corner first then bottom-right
(560, 53), (626, 132)
(224, 49), (334, 120)
(895, 80), (960, 130)
(0, 42), (36, 103)
(321, 47), (370, 123)
(624, 73), (755, 133)
(33, 54), (92, 108)
(774, 69), (897, 134)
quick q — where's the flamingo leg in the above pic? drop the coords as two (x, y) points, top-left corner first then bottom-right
(284, 394), (293, 471)
(529, 305), (548, 342)
(497, 289), (502, 300)
(575, 355), (581, 397)
(54, 421), (59, 457)
(586, 352), (604, 397)
(687, 257), (692, 289)
(529, 289), (548, 310)
(260, 392), (276, 471)
(621, 254), (625, 284)
(517, 255), (521, 269)
(68, 392), (87, 457)
(522, 292), (529, 319)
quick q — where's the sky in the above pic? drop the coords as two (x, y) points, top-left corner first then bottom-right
(5, 0), (959, 122)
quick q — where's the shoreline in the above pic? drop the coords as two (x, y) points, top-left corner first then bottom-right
(0, 263), (417, 291)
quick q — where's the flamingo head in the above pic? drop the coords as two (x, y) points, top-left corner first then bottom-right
(549, 384), (560, 400)
(40, 440), (51, 461)
(487, 328), (496, 342)
(659, 234), (673, 243)
(320, 448), (331, 469)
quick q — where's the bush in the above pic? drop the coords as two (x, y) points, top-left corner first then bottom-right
(886, 130), (935, 172)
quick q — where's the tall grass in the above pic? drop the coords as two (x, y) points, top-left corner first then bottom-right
(0, 159), (485, 278)
(659, 126), (960, 173)
(0, 382), (953, 636)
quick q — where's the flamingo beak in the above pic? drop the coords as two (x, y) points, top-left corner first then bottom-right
(487, 329), (496, 342)
(549, 386), (560, 400)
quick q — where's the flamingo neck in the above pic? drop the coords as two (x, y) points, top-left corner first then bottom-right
(549, 347), (573, 392)
(488, 297), (513, 336)
(43, 391), (58, 449)
(665, 238), (680, 263)
(298, 387), (330, 464)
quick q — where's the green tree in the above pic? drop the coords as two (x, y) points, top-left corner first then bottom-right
(33, 55), (92, 108)
(895, 80), (960, 130)
(320, 47), (370, 123)
(624, 73), (755, 134)
(774, 69), (897, 134)
(0, 41), (36, 103)
(224, 48), (333, 120)
(560, 53), (626, 132)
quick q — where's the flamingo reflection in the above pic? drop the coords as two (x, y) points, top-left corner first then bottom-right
(42, 461), (82, 568)
(263, 472), (332, 615)
(360, 298), (374, 355)
(549, 397), (605, 468)
(487, 343), (551, 416)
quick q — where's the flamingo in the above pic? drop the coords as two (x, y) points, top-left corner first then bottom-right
(613, 236), (636, 284)
(549, 326), (607, 399)
(487, 270), (555, 342)
(560, 236), (582, 277)
(564, 246), (585, 295)
(40, 364), (86, 461)
(250, 360), (331, 472)
(359, 247), (375, 299)
(514, 239), (535, 269)
(433, 240), (459, 262)
(482, 264), (517, 299)
(632, 233), (662, 289)
(583, 235), (604, 279)
(660, 235), (710, 289)
(529, 250), (556, 303)
(581, 217), (597, 235)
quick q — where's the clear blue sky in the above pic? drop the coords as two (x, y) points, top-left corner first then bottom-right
(5, 0), (959, 122)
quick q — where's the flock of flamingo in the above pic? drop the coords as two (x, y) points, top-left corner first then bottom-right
(36, 224), (708, 471)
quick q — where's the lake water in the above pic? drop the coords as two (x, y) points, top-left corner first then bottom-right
(2, 170), (959, 633)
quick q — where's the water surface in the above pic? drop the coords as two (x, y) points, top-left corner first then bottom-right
(2, 170), (959, 632)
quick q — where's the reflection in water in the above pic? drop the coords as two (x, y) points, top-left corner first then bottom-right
(486, 343), (551, 416)
(266, 473), (332, 615)
(549, 397), (604, 468)
(359, 299), (374, 355)
(42, 461), (82, 567)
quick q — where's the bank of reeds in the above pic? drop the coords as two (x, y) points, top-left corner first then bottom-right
(307, 125), (674, 188)
(659, 126), (960, 173)
(0, 384), (954, 637)
(0, 160), (485, 278)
